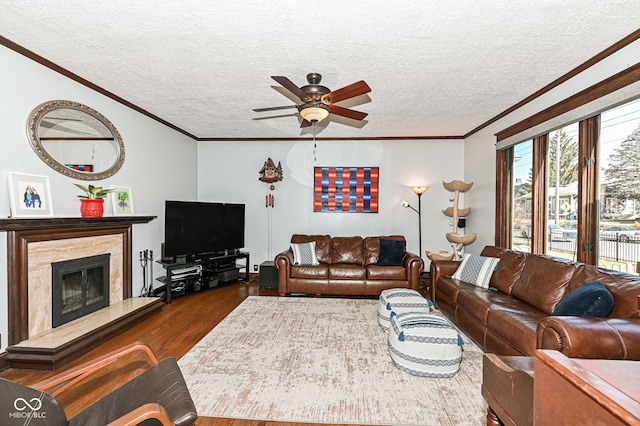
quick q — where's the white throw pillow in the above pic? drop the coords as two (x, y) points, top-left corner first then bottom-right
(451, 253), (500, 288)
(291, 242), (319, 266)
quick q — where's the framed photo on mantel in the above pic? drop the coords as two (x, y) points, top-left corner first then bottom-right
(7, 171), (54, 217)
(111, 186), (134, 216)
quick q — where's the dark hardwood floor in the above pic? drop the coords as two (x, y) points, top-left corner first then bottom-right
(0, 278), (374, 426)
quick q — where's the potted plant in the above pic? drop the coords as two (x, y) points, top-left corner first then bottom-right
(74, 183), (111, 218)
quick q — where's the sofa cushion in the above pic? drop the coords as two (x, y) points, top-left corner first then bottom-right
(479, 246), (505, 258)
(377, 238), (406, 266)
(484, 250), (527, 295)
(290, 264), (329, 279)
(510, 255), (577, 315)
(452, 253), (500, 289)
(291, 234), (332, 264)
(290, 242), (319, 265)
(455, 287), (516, 325)
(367, 265), (407, 280)
(438, 276), (476, 304)
(487, 304), (548, 356)
(328, 264), (367, 279)
(331, 236), (364, 264)
(363, 235), (405, 265)
(552, 281), (614, 317)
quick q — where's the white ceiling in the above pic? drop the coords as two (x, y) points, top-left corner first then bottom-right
(1, 1), (639, 140)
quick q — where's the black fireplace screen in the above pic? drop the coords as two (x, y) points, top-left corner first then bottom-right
(51, 254), (110, 327)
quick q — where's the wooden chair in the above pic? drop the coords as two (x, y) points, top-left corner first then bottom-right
(0, 342), (197, 425)
(482, 353), (534, 426)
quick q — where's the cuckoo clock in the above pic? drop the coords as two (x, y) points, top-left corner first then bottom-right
(259, 158), (283, 184)
(259, 158), (283, 207)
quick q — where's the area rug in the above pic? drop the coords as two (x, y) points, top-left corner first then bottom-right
(178, 296), (486, 425)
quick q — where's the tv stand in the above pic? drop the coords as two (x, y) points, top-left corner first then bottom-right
(157, 251), (249, 304)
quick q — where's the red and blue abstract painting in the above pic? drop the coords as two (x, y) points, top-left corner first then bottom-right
(314, 167), (379, 213)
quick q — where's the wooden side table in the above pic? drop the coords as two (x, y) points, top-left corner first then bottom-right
(534, 350), (640, 425)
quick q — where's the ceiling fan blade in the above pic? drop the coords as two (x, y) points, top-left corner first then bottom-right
(252, 113), (298, 121)
(300, 119), (313, 128)
(329, 105), (368, 121)
(272, 76), (311, 102)
(322, 80), (371, 104)
(253, 105), (298, 112)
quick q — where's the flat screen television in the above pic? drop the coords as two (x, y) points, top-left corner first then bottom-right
(164, 200), (245, 260)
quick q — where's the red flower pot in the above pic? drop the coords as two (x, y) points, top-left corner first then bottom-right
(80, 198), (105, 218)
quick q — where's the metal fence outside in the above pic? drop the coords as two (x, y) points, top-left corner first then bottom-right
(512, 233), (640, 275)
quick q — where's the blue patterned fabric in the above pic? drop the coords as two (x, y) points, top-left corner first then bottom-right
(451, 253), (500, 288)
(291, 242), (319, 266)
(377, 288), (432, 330)
(388, 312), (463, 378)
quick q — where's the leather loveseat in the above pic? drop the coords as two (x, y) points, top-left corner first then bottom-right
(275, 234), (424, 296)
(430, 245), (640, 360)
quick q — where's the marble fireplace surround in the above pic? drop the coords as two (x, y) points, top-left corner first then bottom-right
(29, 234), (123, 336)
(0, 216), (157, 369)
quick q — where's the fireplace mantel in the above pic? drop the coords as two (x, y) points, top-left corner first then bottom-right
(1, 215), (156, 347)
(0, 215), (156, 231)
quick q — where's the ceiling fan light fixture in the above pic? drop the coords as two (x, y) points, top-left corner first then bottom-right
(299, 103), (330, 123)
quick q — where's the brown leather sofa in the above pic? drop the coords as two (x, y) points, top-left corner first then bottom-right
(430, 245), (640, 360)
(275, 234), (424, 296)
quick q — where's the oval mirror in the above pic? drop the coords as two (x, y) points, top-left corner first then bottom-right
(26, 100), (125, 180)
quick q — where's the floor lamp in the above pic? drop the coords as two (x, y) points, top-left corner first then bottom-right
(402, 185), (429, 258)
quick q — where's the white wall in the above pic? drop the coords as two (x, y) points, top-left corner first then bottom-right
(464, 39), (640, 253)
(0, 46), (198, 352)
(197, 138), (465, 270)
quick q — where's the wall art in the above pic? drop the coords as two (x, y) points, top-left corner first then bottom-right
(313, 167), (379, 213)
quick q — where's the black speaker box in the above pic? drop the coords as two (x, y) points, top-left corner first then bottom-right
(260, 261), (278, 290)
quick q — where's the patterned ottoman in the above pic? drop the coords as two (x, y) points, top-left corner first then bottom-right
(388, 311), (464, 378)
(377, 288), (433, 331)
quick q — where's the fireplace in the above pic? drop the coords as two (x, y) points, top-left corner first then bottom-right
(0, 216), (158, 370)
(51, 254), (111, 327)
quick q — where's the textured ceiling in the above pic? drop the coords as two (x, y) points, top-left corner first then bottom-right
(1, 1), (639, 139)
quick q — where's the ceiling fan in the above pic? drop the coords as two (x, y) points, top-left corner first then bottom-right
(253, 73), (371, 127)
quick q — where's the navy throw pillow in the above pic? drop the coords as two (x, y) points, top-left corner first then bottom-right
(552, 281), (614, 317)
(377, 238), (406, 266)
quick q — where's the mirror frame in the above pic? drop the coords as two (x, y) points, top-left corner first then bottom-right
(26, 100), (125, 181)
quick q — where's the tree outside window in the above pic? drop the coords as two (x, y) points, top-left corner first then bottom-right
(599, 99), (640, 273)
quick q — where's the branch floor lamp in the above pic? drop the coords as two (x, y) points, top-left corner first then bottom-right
(402, 185), (429, 259)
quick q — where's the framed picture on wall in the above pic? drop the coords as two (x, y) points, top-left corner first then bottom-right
(313, 166), (379, 213)
(7, 171), (54, 217)
(110, 186), (134, 215)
